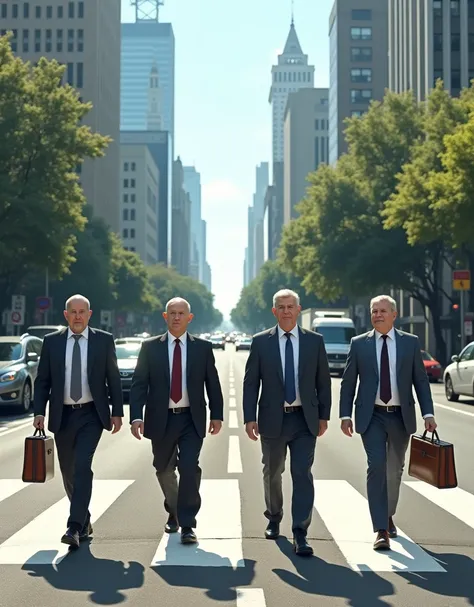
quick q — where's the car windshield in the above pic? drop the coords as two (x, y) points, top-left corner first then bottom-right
(0, 343), (23, 361)
(315, 327), (356, 344)
(115, 344), (141, 359)
(421, 351), (434, 361)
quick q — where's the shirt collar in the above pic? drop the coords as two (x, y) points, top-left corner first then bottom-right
(375, 327), (395, 341)
(67, 326), (89, 340)
(277, 324), (299, 339)
(168, 331), (187, 345)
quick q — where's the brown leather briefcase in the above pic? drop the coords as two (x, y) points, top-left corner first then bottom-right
(22, 428), (55, 483)
(408, 430), (457, 489)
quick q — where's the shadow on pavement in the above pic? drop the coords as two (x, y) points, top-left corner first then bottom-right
(22, 543), (145, 605)
(398, 549), (474, 606)
(273, 537), (394, 607)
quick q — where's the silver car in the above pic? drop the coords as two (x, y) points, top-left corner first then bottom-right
(443, 341), (474, 401)
(0, 335), (43, 411)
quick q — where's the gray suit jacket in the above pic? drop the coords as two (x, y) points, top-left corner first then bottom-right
(243, 325), (332, 439)
(339, 328), (434, 435)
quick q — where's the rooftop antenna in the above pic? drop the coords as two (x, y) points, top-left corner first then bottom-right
(291, 0), (294, 25)
(130, 0), (164, 22)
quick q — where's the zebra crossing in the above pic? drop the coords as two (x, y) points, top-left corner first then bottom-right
(0, 475), (473, 572)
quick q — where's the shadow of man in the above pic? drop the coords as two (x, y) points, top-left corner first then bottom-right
(152, 540), (256, 601)
(22, 543), (145, 605)
(399, 549), (474, 605)
(272, 537), (395, 607)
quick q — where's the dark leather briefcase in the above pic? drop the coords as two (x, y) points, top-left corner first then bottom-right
(408, 430), (457, 489)
(22, 428), (55, 483)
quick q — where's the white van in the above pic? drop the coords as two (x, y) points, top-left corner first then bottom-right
(311, 312), (356, 376)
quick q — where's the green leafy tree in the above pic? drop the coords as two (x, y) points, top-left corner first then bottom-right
(0, 35), (110, 311)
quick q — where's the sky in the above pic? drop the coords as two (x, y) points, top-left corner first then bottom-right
(121, 0), (334, 319)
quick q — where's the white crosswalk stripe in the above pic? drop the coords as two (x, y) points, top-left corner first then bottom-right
(0, 476), (473, 570)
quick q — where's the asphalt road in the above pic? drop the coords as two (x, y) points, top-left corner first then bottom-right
(0, 347), (473, 607)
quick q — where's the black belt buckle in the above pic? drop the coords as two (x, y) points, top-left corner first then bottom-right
(284, 406), (302, 413)
(170, 407), (188, 414)
(71, 404), (83, 409)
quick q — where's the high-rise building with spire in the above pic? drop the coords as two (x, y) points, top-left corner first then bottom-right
(147, 63), (163, 130)
(269, 20), (315, 164)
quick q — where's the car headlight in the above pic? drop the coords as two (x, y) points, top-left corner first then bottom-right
(0, 371), (18, 382)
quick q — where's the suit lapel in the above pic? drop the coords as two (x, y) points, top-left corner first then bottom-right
(186, 333), (195, 382)
(58, 328), (68, 387)
(159, 333), (170, 389)
(366, 329), (378, 378)
(298, 326), (307, 382)
(87, 327), (97, 382)
(268, 326), (284, 386)
(395, 329), (404, 381)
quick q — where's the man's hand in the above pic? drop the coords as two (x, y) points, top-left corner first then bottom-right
(318, 420), (328, 437)
(341, 419), (353, 437)
(131, 421), (144, 440)
(111, 416), (122, 434)
(245, 422), (259, 441)
(424, 416), (437, 433)
(208, 420), (222, 435)
(33, 416), (44, 430)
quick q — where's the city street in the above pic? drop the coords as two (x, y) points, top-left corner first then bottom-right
(0, 347), (473, 607)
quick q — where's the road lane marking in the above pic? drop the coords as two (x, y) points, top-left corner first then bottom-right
(229, 397), (236, 409)
(237, 588), (266, 607)
(152, 479), (244, 567)
(227, 436), (243, 474)
(405, 481), (474, 530)
(0, 480), (29, 503)
(229, 410), (239, 428)
(434, 401), (474, 418)
(0, 480), (134, 565)
(0, 420), (34, 437)
(229, 388), (236, 396)
(314, 480), (446, 572)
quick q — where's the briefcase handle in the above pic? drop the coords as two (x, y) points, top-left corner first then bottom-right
(33, 428), (46, 438)
(421, 429), (440, 443)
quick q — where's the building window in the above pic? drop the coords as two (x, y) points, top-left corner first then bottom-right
(351, 89), (372, 103)
(12, 3), (19, 18)
(315, 119), (320, 130)
(131, 162), (136, 171)
(351, 27), (372, 40)
(77, 28), (83, 51)
(35, 5), (41, 18)
(124, 162), (129, 171)
(434, 33), (443, 51)
(67, 62), (73, 85)
(24, 2), (30, 18)
(434, 69), (443, 85)
(76, 62), (83, 87)
(130, 179), (136, 188)
(433, 0), (442, 17)
(130, 210), (136, 221)
(123, 179), (129, 188)
(1, 4), (7, 19)
(131, 194), (136, 203)
(451, 0), (460, 16)
(451, 33), (460, 52)
(352, 9), (371, 20)
(78, 1), (84, 17)
(34, 28), (41, 52)
(47, 5), (53, 18)
(123, 194), (129, 203)
(351, 68), (372, 82)
(68, 1), (74, 18)
(67, 29), (74, 52)
(57, 5), (63, 18)
(123, 229), (129, 238)
(22, 29), (29, 52)
(451, 69), (461, 89)
(351, 46), (373, 61)
(130, 229), (136, 239)
(56, 29), (63, 52)
(45, 28), (52, 52)
(10, 29), (17, 52)
(130, 247), (136, 252)
(123, 210), (129, 221)
(351, 110), (366, 117)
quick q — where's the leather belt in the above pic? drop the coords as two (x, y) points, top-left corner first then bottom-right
(169, 407), (190, 414)
(284, 406), (302, 413)
(65, 401), (94, 410)
(374, 405), (400, 413)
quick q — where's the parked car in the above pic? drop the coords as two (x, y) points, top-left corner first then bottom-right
(209, 334), (225, 350)
(235, 336), (252, 351)
(115, 341), (143, 401)
(25, 325), (65, 339)
(421, 350), (442, 382)
(0, 334), (43, 411)
(443, 342), (474, 401)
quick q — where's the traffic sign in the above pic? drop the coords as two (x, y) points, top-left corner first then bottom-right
(36, 296), (51, 311)
(453, 270), (471, 291)
(465, 320), (473, 337)
(11, 295), (25, 314)
(10, 310), (24, 325)
(100, 310), (111, 326)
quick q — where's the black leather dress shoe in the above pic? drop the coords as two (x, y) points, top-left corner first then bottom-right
(79, 522), (93, 542)
(388, 517), (397, 539)
(265, 521), (280, 540)
(181, 527), (197, 544)
(61, 528), (80, 548)
(293, 533), (313, 557)
(165, 515), (179, 534)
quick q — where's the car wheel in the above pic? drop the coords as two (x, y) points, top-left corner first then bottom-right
(21, 381), (32, 411)
(445, 375), (459, 402)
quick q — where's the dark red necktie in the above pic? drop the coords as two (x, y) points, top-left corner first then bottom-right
(380, 334), (392, 404)
(170, 338), (182, 403)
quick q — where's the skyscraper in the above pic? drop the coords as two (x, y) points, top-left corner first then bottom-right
(269, 21), (315, 165)
(183, 166), (204, 282)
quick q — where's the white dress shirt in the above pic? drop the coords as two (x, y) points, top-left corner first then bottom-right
(167, 331), (190, 409)
(277, 324), (302, 408)
(64, 326), (93, 405)
(374, 328), (400, 408)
